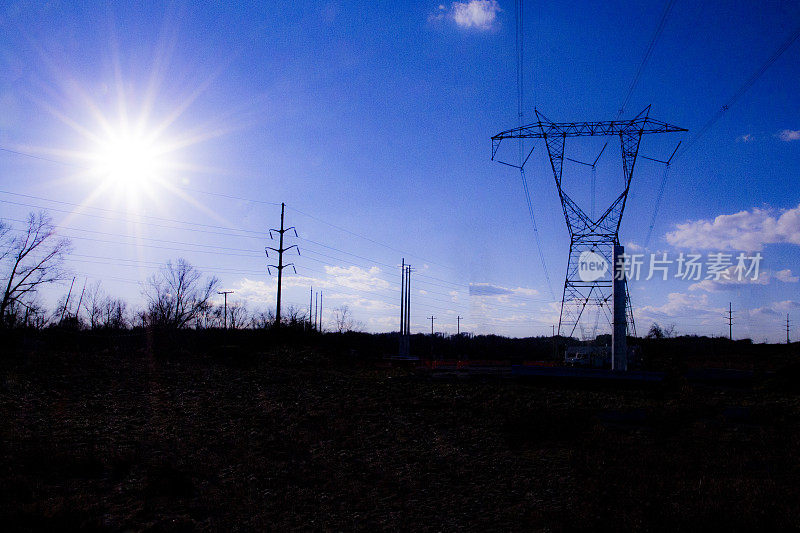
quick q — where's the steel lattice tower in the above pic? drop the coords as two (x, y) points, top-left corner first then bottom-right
(492, 106), (686, 342)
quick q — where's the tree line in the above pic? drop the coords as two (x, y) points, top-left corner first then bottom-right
(1, 211), (360, 332)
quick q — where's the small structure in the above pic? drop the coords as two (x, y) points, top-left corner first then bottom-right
(565, 346), (610, 369)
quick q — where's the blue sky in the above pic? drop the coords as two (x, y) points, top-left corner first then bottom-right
(1, 0), (799, 340)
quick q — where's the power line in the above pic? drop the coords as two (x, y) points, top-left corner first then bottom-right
(618, 0), (677, 116)
(513, 0), (555, 300)
(677, 20), (800, 160)
(0, 142), (457, 273)
(0, 188), (534, 295)
(646, 19), (800, 243)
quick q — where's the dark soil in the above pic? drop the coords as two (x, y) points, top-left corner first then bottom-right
(1, 345), (799, 531)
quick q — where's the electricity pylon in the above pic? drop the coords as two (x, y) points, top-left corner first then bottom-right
(492, 106), (686, 368)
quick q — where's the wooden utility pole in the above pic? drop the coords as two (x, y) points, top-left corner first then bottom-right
(457, 315), (462, 335)
(267, 202), (298, 327)
(429, 315), (435, 335)
(218, 290), (234, 329)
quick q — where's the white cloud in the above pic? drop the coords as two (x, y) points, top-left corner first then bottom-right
(429, 0), (501, 30)
(636, 292), (725, 326)
(234, 278), (276, 305)
(469, 282), (538, 302)
(775, 269), (799, 283)
(327, 293), (396, 312)
(778, 129), (800, 142)
(748, 300), (800, 319)
(324, 265), (390, 292)
(688, 266), (770, 292)
(666, 204), (800, 251)
(687, 267), (798, 292)
(625, 241), (644, 252)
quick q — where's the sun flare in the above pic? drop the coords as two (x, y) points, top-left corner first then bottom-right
(93, 130), (163, 193)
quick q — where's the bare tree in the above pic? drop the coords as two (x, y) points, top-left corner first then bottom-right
(332, 304), (362, 333)
(101, 296), (127, 329)
(0, 213), (71, 326)
(249, 306), (306, 329)
(250, 310), (273, 329)
(227, 301), (248, 329)
(22, 300), (47, 329)
(82, 281), (104, 329)
(142, 258), (219, 328)
(80, 281), (127, 329)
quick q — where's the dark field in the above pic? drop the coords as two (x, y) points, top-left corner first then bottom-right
(2, 342), (800, 531)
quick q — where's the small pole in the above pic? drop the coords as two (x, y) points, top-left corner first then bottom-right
(787, 313), (791, 344)
(218, 290), (234, 329)
(726, 302), (733, 340)
(60, 276), (76, 324)
(406, 266), (412, 335)
(457, 315), (462, 335)
(400, 259), (405, 335)
(74, 277), (87, 323)
(429, 315), (436, 335)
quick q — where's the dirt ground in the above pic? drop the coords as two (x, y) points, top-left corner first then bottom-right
(1, 345), (799, 531)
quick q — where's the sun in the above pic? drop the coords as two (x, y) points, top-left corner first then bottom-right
(93, 129), (163, 194)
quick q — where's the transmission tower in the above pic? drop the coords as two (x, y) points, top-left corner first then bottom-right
(492, 106), (686, 369)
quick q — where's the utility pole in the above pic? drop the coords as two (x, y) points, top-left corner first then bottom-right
(267, 202), (299, 328)
(725, 302), (734, 340)
(60, 276), (76, 323)
(218, 290), (234, 329)
(399, 261), (412, 356)
(457, 315), (462, 335)
(309, 286), (313, 330)
(787, 313), (791, 344)
(406, 265), (412, 335)
(400, 259), (405, 335)
(429, 315), (436, 335)
(314, 291), (319, 330)
(553, 324), (557, 359)
(319, 291), (323, 331)
(74, 277), (87, 323)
